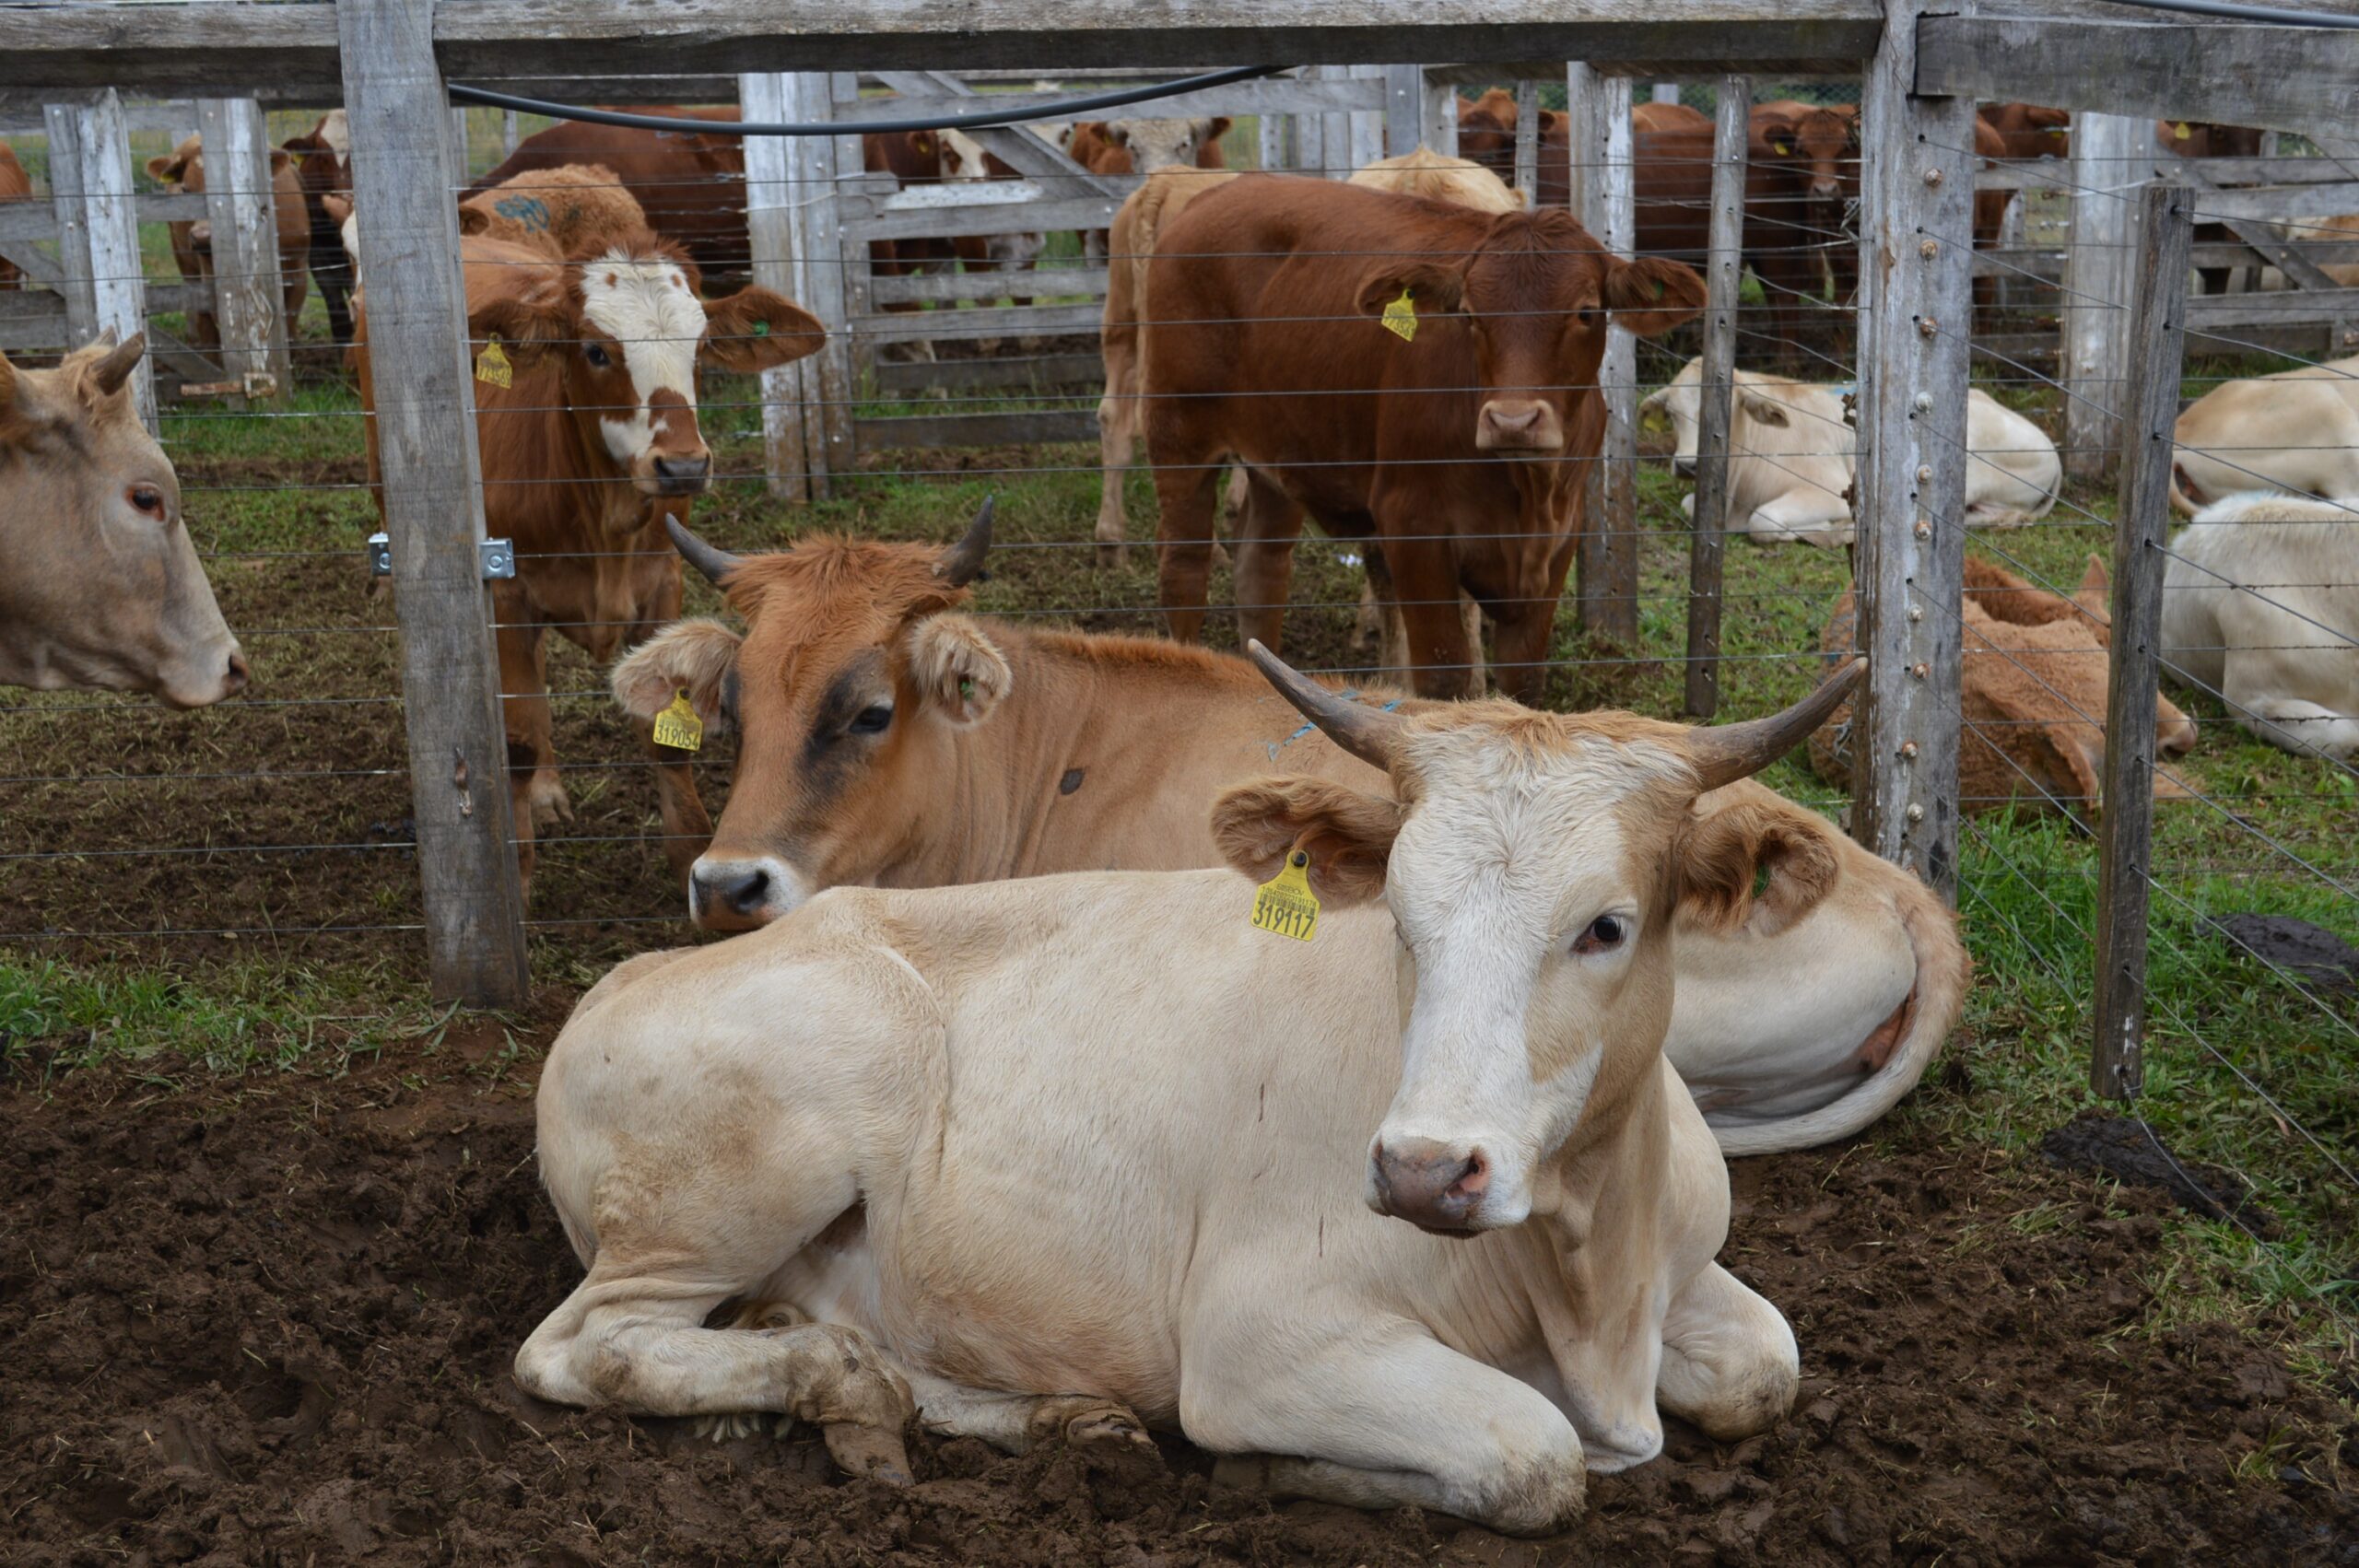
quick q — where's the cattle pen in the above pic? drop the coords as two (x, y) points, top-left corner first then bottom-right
(0, 1), (2355, 1562)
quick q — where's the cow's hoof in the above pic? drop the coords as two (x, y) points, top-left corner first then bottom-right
(1028, 1397), (1154, 1453)
(528, 773), (574, 826)
(687, 1411), (774, 1444)
(821, 1422), (913, 1486)
(1096, 541), (1130, 572)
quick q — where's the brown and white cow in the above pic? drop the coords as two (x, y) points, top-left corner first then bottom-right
(144, 135), (311, 352)
(350, 228), (820, 896)
(522, 658), (1851, 1529)
(1138, 176), (1704, 699)
(615, 520), (1965, 1158)
(0, 335), (247, 706)
(278, 110), (355, 345)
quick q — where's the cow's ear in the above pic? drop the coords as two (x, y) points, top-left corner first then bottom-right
(612, 619), (742, 727)
(1604, 256), (1706, 336)
(905, 614), (1012, 727)
(1356, 260), (1464, 319)
(278, 132), (318, 157)
(456, 205), (491, 238)
(1539, 109), (1568, 138)
(2024, 721), (2105, 810)
(467, 285), (571, 363)
(1210, 777), (1402, 907)
(1198, 116), (1233, 144)
(1735, 387), (1791, 428)
(146, 153), (186, 185)
(1675, 792), (1842, 936)
(2075, 553), (2113, 634)
(906, 129), (937, 161)
(698, 287), (827, 373)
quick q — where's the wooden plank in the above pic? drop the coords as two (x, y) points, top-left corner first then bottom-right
(1423, 67), (1457, 158)
(2185, 288), (2359, 326)
(0, 5), (342, 95)
(2092, 182), (2193, 1104)
(41, 108), (96, 349)
(53, 93), (156, 430)
(788, 72), (856, 492)
(856, 407), (1098, 451)
(2062, 112), (2142, 483)
(739, 72), (812, 502)
(194, 99), (291, 404)
(1571, 65), (1639, 647)
(1348, 65), (1385, 172)
(1850, 0), (1974, 898)
(827, 74), (1384, 125)
(1258, 100), (1289, 170)
(2146, 150), (2338, 293)
(870, 265), (1107, 305)
(1684, 74), (1748, 720)
(860, 301), (1106, 344)
(1917, 18), (2359, 141)
(1513, 81), (1540, 205)
(0, 234), (61, 289)
(853, 189), (1131, 242)
(2182, 182), (2359, 224)
(873, 350), (1103, 392)
(869, 70), (1124, 198)
(335, 0), (529, 1008)
(1978, 157), (2359, 193)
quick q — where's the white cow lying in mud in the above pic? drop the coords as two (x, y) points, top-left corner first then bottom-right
(520, 653), (1855, 1532)
(1642, 360), (2061, 544)
(2163, 493), (2359, 759)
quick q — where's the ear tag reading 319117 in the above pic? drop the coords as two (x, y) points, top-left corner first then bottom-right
(652, 688), (703, 752)
(1251, 850), (1320, 942)
(1381, 288), (1417, 343)
(475, 333), (512, 390)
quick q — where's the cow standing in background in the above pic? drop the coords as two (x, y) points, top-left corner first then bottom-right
(349, 227), (821, 899)
(0, 336), (248, 706)
(1066, 116), (1229, 260)
(0, 143), (31, 289)
(278, 111), (355, 345)
(144, 135), (311, 352)
(1978, 102), (2071, 161)
(1140, 176), (1704, 700)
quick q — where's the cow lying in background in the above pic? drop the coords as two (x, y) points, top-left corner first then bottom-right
(1813, 557), (2200, 813)
(1643, 360), (2062, 544)
(1142, 177), (1705, 698)
(0, 335), (247, 707)
(616, 518), (1965, 1157)
(1093, 149), (1525, 571)
(2163, 494), (2359, 759)
(2170, 356), (2359, 512)
(523, 654), (1846, 1528)
(144, 135), (311, 351)
(350, 228), (820, 898)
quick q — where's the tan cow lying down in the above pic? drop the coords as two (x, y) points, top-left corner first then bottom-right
(1813, 557), (2200, 813)
(1093, 150), (1524, 569)
(1641, 360), (2062, 545)
(0, 336), (247, 706)
(523, 654), (1852, 1530)
(616, 518), (1965, 1156)
(2163, 494), (2359, 759)
(458, 164), (648, 255)
(2170, 355), (2359, 514)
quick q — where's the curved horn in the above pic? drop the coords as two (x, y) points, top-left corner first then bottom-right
(933, 495), (994, 586)
(665, 514), (744, 587)
(1689, 656), (1865, 791)
(1244, 638), (1403, 773)
(90, 333), (146, 396)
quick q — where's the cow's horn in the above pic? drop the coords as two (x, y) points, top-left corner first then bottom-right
(934, 496), (994, 586)
(90, 333), (145, 395)
(1688, 656), (1865, 791)
(1245, 639), (1401, 772)
(666, 515), (743, 587)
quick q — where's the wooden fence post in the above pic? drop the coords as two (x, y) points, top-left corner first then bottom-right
(1684, 75), (1750, 719)
(1513, 79), (1540, 205)
(1258, 103), (1289, 170)
(1423, 68), (1457, 156)
(2063, 112), (2144, 481)
(1298, 68), (1330, 176)
(1570, 64), (1638, 646)
(739, 72), (813, 502)
(791, 71), (855, 491)
(1384, 65), (1423, 158)
(336, 0), (530, 1007)
(194, 98), (291, 404)
(2093, 182), (2193, 1101)
(1852, 0), (1974, 897)
(1348, 65), (1385, 171)
(1654, 83), (1683, 106)
(501, 107), (520, 157)
(45, 93), (156, 429)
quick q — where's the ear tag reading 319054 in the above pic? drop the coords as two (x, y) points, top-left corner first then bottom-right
(652, 687), (703, 752)
(475, 333), (512, 390)
(1380, 288), (1417, 343)
(1250, 850), (1320, 942)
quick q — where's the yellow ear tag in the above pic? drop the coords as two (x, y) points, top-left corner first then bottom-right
(651, 687), (703, 752)
(1380, 288), (1417, 343)
(475, 333), (513, 390)
(1250, 849), (1320, 942)
(2174, 122), (2192, 140)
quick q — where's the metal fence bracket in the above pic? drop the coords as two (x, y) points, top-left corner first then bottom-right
(480, 538), (516, 580)
(367, 532), (391, 578)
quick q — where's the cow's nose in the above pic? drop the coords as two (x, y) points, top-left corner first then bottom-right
(653, 454), (711, 496)
(692, 863), (771, 922)
(1368, 1137), (1491, 1234)
(2158, 712), (2199, 758)
(1672, 455), (1698, 480)
(1811, 179), (1840, 199)
(1476, 401), (1565, 454)
(222, 651), (251, 696)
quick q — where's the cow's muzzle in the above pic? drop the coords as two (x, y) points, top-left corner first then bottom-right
(1368, 1136), (1492, 1235)
(651, 453), (712, 497)
(687, 853), (808, 931)
(1672, 455), (1699, 481)
(1475, 400), (1566, 457)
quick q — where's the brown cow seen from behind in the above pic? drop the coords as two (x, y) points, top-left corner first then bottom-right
(1139, 176), (1703, 700)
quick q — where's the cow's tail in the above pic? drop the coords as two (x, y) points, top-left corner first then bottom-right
(1708, 888), (1970, 1158)
(2170, 461), (2203, 517)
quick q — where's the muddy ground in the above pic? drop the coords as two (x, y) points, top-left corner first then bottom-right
(2, 1036), (2351, 1568)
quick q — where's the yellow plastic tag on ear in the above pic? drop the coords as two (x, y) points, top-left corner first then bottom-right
(2174, 122), (2192, 139)
(1380, 288), (1417, 343)
(651, 687), (703, 752)
(475, 334), (513, 390)
(1250, 850), (1320, 942)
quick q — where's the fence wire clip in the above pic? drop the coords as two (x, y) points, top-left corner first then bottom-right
(367, 532), (391, 578)
(481, 538), (517, 580)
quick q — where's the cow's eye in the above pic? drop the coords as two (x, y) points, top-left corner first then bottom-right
(128, 485), (167, 519)
(583, 343), (613, 369)
(1572, 914), (1625, 954)
(848, 703), (893, 735)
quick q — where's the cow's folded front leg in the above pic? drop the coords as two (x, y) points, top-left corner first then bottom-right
(901, 1370), (1156, 1457)
(1654, 1261), (1800, 1444)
